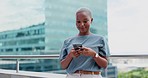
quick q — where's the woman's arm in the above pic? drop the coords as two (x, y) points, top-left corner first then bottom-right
(93, 37), (109, 68)
(60, 53), (73, 69)
(80, 47), (108, 68)
(93, 53), (108, 68)
(60, 49), (80, 69)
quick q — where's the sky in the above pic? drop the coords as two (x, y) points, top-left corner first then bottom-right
(0, 0), (148, 55)
(0, 0), (45, 32)
(108, 0), (148, 54)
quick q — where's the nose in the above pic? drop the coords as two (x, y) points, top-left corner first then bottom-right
(80, 23), (84, 26)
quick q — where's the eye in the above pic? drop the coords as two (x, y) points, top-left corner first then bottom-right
(77, 21), (81, 23)
(83, 20), (88, 23)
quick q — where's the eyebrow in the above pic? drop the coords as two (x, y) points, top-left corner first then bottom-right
(76, 18), (89, 20)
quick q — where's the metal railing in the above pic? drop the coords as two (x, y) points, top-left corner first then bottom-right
(0, 54), (148, 73)
(0, 54), (59, 73)
(109, 54), (148, 59)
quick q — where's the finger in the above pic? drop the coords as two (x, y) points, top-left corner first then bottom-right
(71, 48), (75, 50)
(80, 51), (84, 55)
(73, 52), (77, 56)
(71, 53), (75, 58)
(75, 54), (79, 57)
(75, 53), (80, 57)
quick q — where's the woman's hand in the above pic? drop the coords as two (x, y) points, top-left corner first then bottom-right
(61, 48), (80, 69)
(79, 47), (96, 57)
(69, 48), (81, 58)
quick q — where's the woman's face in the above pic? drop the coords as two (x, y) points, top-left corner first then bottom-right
(76, 12), (93, 34)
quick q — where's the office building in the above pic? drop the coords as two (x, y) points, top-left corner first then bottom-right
(0, 23), (61, 71)
(0, 23), (45, 54)
(44, 0), (108, 52)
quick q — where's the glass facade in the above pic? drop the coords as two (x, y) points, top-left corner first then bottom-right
(44, 0), (108, 52)
(0, 23), (45, 54)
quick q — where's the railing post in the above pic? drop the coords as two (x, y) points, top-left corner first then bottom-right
(16, 59), (19, 73)
(105, 67), (108, 78)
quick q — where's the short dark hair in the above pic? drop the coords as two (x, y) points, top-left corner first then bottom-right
(76, 7), (92, 18)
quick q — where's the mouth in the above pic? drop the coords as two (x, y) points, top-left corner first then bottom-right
(80, 28), (86, 32)
(80, 27), (86, 29)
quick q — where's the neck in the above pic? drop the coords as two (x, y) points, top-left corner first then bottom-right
(78, 32), (91, 36)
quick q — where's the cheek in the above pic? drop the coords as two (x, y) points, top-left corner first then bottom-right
(76, 22), (80, 26)
(85, 24), (90, 28)
(76, 23), (81, 28)
(76, 23), (78, 26)
(76, 25), (80, 29)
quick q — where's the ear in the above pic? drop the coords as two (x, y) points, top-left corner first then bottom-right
(91, 18), (93, 22)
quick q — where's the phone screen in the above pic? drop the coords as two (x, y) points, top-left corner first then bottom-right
(73, 44), (82, 50)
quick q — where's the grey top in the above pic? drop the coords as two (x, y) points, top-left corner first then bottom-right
(59, 34), (110, 74)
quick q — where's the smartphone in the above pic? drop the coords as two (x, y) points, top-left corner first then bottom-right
(73, 44), (82, 50)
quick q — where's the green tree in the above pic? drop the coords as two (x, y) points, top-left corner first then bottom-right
(118, 68), (148, 78)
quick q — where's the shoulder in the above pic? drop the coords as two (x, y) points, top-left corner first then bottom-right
(64, 36), (76, 44)
(91, 34), (108, 43)
(91, 34), (104, 39)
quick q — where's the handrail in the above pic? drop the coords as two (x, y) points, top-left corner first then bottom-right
(0, 54), (148, 59)
(0, 54), (59, 59)
(110, 54), (148, 58)
(0, 54), (148, 73)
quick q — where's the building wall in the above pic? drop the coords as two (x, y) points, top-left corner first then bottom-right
(44, 0), (108, 53)
(0, 23), (61, 72)
(0, 23), (45, 54)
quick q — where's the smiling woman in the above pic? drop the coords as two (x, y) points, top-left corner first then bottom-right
(0, 0), (45, 32)
(108, 0), (148, 54)
(59, 7), (110, 78)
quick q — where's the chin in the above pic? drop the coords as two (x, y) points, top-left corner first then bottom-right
(80, 31), (87, 34)
(80, 31), (85, 33)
